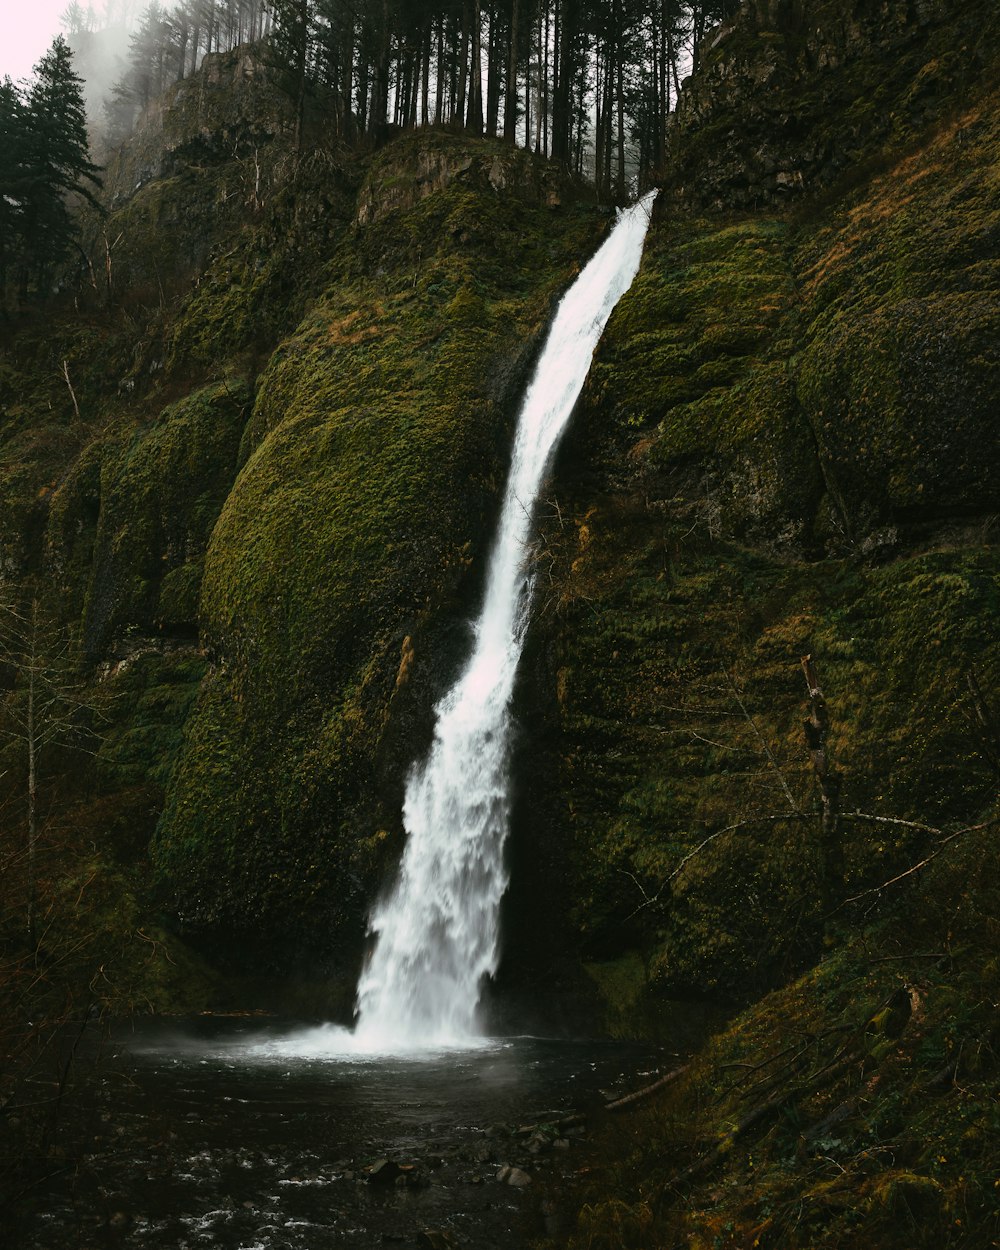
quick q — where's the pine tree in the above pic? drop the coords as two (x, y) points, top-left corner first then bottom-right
(267, 0), (316, 150)
(20, 37), (102, 294)
(0, 79), (30, 310)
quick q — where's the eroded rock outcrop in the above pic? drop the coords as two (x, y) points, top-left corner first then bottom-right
(671, 0), (992, 209)
(356, 132), (573, 225)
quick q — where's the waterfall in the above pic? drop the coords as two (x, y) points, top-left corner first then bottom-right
(353, 191), (657, 1051)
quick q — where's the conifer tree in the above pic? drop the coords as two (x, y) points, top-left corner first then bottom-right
(20, 37), (102, 294)
(0, 79), (29, 310)
(88, 0), (722, 190)
(267, 0), (315, 149)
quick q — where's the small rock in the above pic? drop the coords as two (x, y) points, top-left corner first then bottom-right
(506, 1167), (532, 1188)
(496, 1165), (512, 1183)
(367, 1159), (402, 1185)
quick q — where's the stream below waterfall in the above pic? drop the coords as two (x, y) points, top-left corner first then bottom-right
(24, 1019), (683, 1250)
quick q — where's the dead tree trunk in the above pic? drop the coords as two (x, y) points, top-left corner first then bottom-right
(801, 654), (843, 908)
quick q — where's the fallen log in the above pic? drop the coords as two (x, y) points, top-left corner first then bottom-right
(604, 1064), (690, 1111)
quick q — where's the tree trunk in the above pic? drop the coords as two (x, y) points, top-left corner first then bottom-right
(801, 654), (843, 909)
(552, 0), (576, 164)
(467, 0), (483, 135)
(542, 0), (550, 156)
(533, 1), (543, 152)
(421, 17), (431, 125)
(522, 36), (530, 149)
(485, 5), (500, 135)
(616, 30), (625, 197)
(435, 19), (445, 124)
(341, 14), (355, 142)
(456, 1), (471, 127)
(368, 0), (391, 144)
(504, 0), (520, 143)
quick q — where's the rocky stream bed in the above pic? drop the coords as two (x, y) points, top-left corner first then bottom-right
(23, 1018), (672, 1249)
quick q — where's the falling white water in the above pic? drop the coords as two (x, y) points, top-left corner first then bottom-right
(353, 191), (658, 1051)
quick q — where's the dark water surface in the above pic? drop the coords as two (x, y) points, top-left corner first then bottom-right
(30, 1019), (667, 1249)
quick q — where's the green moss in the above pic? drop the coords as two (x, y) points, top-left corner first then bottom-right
(794, 106), (1000, 531)
(535, 496), (1000, 995)
(97, 649), (207, 788)
(57, 380), (252, 653)
(154, 173), (603, 963)
(583, 953), (649, 1040)
(563, 814), (1000, 1250)
(0, 319), (132, 580)
(576, 216), (820, 544)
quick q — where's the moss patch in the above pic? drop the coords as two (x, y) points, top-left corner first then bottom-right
(561, 814), (1000, 1250)
(153, 169), (603, 967)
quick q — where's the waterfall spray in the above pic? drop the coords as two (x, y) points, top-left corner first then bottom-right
(353, 192), (658, 1050)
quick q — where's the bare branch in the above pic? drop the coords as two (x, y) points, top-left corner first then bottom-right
(839, 817), (1000, 907)
(623, 814), (812, 919)
(60, 360), (81, 422)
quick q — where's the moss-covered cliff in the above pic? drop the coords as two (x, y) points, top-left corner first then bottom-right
(153, 142), (599, 975)
(512, 73), (1000, 1008)
(509, 0), (1000, 1244)
(1, 7), (999, 1241)
(1, 59), (600, 1010)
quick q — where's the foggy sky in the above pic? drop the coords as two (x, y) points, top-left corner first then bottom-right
(2, 1), (179, 126)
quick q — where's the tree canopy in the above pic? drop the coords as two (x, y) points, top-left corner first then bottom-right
(101, 0), (743, 194)
(0, 36), (101, 309)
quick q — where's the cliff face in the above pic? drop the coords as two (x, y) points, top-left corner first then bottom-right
(153, 140), (597, 975)
(0, 54), (597, 1005)
(670, 0), (994, 209)
(507, 0), (1000, 1012)
(1, 0), (998, 1039)
(508, 4), (1000, 1242)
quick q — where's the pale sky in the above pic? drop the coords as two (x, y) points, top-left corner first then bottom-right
(0, 0), (176, 84)
(1, 0), (77, 83)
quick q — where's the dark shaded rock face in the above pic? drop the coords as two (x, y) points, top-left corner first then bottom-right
(356, 131), (575, 225)
(501, 1), (1000, 1027)
(670, 0), (994, 209)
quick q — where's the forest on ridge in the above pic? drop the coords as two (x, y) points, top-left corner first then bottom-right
(78, 0), (737, 187)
